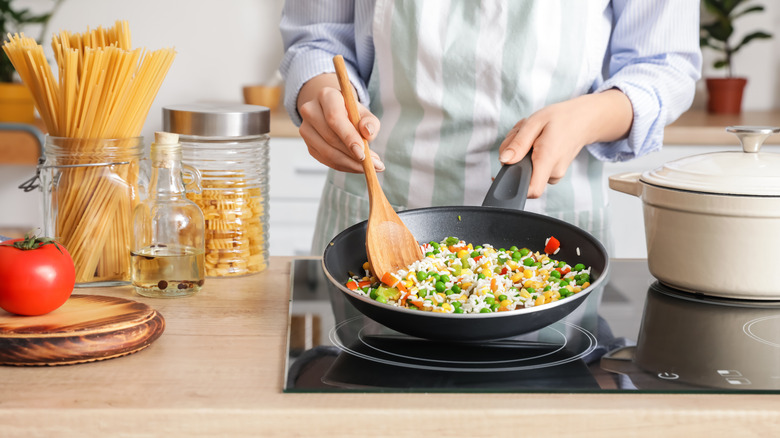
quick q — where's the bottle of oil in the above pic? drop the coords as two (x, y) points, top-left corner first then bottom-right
(132, 132), (206, 297)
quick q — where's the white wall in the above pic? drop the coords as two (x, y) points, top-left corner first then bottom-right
(13, 0), (286, 142)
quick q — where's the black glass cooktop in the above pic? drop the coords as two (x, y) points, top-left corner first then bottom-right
(284, 258), (780, 393)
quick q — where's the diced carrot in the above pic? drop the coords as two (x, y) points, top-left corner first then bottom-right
(357, 280), (372, 288)
(490, 278), (498, 292)
(381, 272), (399, 287)
(346, 280), (359, 290)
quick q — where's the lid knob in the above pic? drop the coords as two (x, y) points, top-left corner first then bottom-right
(726, 126), (780, 153)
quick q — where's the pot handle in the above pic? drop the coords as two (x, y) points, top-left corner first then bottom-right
(608, 172), (642, 198)
(482, 153), (533, 210)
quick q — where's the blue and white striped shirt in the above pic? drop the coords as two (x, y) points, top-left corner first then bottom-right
(280, 0), (702, 163)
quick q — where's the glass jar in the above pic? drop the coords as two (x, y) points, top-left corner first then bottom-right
(163, 103), (270, 277)
(40, 136), (144, 286)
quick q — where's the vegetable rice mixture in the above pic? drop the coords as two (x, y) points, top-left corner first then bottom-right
(346, 236), (592, 314)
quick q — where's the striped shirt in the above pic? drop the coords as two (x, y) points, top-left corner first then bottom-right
(280, 0), (701, 163)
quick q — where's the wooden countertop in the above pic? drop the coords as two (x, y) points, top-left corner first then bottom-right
(271, 108), (780, 145)
(1, 256), (778, 437)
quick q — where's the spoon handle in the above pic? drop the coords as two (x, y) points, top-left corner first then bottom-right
(333, 55), (381, 196)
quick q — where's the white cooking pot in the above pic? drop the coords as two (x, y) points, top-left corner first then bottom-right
(609, 126), (780, 300)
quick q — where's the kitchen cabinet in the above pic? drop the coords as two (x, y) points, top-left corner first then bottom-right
(1, 256), (777, 438)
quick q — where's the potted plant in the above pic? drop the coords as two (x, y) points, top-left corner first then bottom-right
(700, 0), (772, 114)
(0, 0), (64, 123)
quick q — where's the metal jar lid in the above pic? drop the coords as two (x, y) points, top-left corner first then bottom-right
(163, 103), (270, 137)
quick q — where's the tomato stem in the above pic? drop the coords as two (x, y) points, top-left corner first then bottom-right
(0, 231), (63, 253)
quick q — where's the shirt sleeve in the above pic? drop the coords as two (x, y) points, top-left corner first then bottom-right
(586, 0), (702, 162)
(279, 0), (371, 126)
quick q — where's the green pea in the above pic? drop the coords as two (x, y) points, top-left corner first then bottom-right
(435, 281), (446, 292)
(477, 273), (486, 280)
(484, 295), (496, 305)
(523, 258), (534, 267)
(574, 263), (586, 272)
(370, 289), (378, 300)
(550, 270), (561, 279)
(543, 285), (552, 291)
(425, 251), (434, 257)
(490, 303), (499, 311)
(512, 252), (523, 261)
(430, 241), (440, 249)
(416, 271), (428, 281)
(520, 248), (530, 256)
(439, 274), (450, 283)
(498, 294), (508, 302)
(509, 246), (519, 252)
(361, 286), (370, 293)
(408, 304), (418, 310)
(470, 250), (480, 258)
(559, 279), (569, 286)
(417, 290), (428, 298)
(451, 301), (462, 308)
(498, 248), (506, 253)
(454, 307), (464, 314)
(479, 308), (492, 313)
(526, 287), (536, 294)
(375, 295), (388, 304)
(431, 273), (441, 282)
(557, 261), (567, 269)
(498, 256), (508, 265)
(475, 245), (483, 250)
(451, 284), (461, 294)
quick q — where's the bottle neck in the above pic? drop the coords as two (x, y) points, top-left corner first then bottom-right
(149, 146), (186, 197)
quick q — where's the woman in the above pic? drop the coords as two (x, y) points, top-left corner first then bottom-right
(280, 0), (701, 346)
(280, 0), (701, 256)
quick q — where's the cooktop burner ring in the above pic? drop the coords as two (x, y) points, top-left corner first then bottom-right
(329, 315), (598, 372)
(743, 315), (780, 348)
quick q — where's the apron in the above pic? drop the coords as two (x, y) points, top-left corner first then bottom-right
(312, 0), (614, 255)
(318, 0), (618, 342)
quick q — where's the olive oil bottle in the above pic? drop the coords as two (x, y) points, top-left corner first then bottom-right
(132, 132), (205, 297)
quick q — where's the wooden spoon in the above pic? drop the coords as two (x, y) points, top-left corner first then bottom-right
(332, 55), (423, 282)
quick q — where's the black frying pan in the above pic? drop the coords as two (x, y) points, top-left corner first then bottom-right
(322, 156), (610, 341)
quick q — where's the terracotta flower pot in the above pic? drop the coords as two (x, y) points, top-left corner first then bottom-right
(705, 77), (747, 114)
(0, 82), (36, 123)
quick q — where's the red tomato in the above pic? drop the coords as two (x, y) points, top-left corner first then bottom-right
(0, 235), (76, 316)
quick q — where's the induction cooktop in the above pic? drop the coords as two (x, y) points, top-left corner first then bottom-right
(283, 258), (780, 393)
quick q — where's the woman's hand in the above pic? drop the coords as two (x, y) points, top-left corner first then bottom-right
(297, 73), (384, 173)
(498, 89), (633, 198)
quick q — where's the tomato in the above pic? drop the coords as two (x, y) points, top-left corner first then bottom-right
(0, 234), (76, 316)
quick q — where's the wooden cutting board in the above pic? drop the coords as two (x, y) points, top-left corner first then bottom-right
(0, 294), (165, 366)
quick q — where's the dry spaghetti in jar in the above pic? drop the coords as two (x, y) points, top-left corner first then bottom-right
(164, 103), (270, 276)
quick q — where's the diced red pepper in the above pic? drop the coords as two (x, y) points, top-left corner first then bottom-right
(544, 236), (560, 255)
(357, 280), (372, 288)
(346, 280), (359, 290)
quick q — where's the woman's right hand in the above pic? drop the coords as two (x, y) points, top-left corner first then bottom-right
(297, 73), (384, 173)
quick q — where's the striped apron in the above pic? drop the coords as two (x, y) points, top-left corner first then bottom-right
(320, 0), (616, 338)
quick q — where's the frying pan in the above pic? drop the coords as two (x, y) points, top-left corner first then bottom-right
(322, 155), (610, 342)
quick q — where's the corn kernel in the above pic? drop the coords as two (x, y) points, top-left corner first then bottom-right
(500, 299), (513, 308)
(506, 260), (518, 270)
(441, 302), (453, 312)
(582, 282), (590, 288)
(573, 286), (582, 293)
(534, 295), (545, 306)
(481, 268), (493, 277)
(405, 280), (414, 289)
(520, 289), (531, 299)
(461, 282), (472, 289)
(566, 285), (575, 292)
(543, 290), (553, 299)
(456, 249), (469, 258)
(511, 272), (523, 283)
(539, 269), (548, 276)
(523, 270), (533, 279)
(551, 290), (561, 300)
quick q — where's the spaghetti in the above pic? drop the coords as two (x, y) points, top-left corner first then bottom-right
(3, 21), (176, 283)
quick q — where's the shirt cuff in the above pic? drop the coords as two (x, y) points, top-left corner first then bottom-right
(586, 79), (663, 163)
(282, 51), (370, 127)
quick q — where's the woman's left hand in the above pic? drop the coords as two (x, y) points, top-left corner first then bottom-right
(498, 89), (633, 198)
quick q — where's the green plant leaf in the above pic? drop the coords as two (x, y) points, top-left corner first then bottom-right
(733, 31), (773, 52)
(733, 5), (764, 19)
(713, 59), (729, 69)
(702, 21), (733, 43)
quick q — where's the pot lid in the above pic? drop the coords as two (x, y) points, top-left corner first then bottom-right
(641, 126), (780, 196)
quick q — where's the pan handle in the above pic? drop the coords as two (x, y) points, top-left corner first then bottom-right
(483, 154), (533, 210)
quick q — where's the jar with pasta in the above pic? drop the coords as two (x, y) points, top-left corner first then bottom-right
(163, 103), (270, 277)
